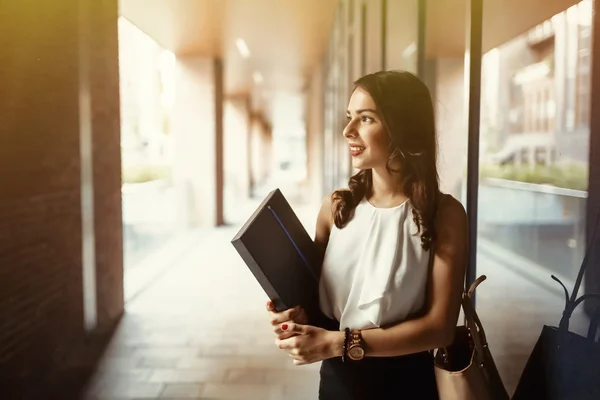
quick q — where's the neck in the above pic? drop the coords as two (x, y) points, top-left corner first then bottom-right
(369, 166), (403, 199)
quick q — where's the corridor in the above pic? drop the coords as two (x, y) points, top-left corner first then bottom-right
(83, 203), (321, 400)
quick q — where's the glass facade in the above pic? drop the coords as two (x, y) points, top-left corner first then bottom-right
(477, 0), (592, 289)
(473, 2), (594, 389)
(315, 0), (597, 393)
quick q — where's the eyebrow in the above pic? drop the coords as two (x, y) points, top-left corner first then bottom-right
(346, 108), (377, 114)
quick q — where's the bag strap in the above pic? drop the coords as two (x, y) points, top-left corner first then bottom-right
(569, 207), (600, 302)
(556, 206), (600, 331)
(462, 275), (489, 366)
(435, 275), (489, 365)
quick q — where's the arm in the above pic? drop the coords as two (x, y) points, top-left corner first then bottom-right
(327, 196), (468, 357)
(313, 194), (334, 273)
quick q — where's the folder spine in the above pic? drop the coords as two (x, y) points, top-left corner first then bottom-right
(267, 205), (318, 281)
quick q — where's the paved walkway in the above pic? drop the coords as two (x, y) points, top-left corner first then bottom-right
(84, 202), (321, 400)
(83, 199), (591, 399)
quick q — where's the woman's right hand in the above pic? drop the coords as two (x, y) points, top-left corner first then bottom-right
(266, 301), (308, 340)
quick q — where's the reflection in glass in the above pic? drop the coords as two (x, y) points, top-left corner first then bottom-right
(477, 0), (591, 285)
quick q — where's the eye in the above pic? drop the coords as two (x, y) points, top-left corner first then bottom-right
(345, 114), (351, 121)
(362, 116), (374, 123)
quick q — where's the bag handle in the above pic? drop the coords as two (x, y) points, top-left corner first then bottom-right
(462, 275), (489, 366)
(555, 206), (600, 332)
(435, 275), (488, 365)
(568, 207), (600, 302)
(468, 274), (487, 299)
(434, 275), (488, 362)
(555, 281), (600, 333)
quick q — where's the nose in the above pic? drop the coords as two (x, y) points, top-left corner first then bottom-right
(343, 119), (357, 139)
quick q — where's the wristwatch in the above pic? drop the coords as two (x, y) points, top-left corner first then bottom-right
(346, 329), (365, 361)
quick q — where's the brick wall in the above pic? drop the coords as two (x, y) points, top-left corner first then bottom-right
(89, 0), (124, 331)
(0, 0), (123, 397)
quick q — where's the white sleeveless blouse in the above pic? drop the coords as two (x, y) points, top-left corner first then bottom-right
(318, 197), (431, 330)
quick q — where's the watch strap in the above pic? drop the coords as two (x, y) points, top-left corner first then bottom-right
(342, 327), (350, 362)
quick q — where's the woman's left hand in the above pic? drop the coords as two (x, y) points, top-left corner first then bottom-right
(275, 322), (344, 365)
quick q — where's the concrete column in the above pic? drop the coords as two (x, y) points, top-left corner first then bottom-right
(434, 58), (467, 198)
(250, 116), (267, 190)
(249, 117), (258, 193)
(305, 65), (325, 204)
(223, 96), (251, 222)
(171, 57), (224, 227)
(365, 0), (384, 74)
(266, 125), (274, 183)
(385, 0), (419, 74)
(214, 59), (224, 226)
(260, 124), (271, 183)
(247, 105), (255, 196)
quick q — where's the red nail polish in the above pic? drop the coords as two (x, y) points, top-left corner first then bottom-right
(282, 324), (288, 331)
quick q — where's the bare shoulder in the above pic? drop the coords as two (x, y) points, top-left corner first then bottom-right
(316, 193), (335, 233)
(435, 195), (468, 252)
(437, 195), (467, 226)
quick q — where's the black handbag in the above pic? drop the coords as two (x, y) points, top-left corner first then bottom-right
(512, 209), (600, 400)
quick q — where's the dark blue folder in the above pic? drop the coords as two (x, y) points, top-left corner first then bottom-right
(231, 189), (321, 317)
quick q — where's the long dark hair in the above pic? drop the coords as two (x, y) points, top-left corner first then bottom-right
(331, 70), (440, 250)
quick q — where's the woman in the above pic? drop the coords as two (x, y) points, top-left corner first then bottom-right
(266, 70), (468, 399)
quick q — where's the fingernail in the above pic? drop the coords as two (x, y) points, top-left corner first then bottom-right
(282, 324), (288, 331)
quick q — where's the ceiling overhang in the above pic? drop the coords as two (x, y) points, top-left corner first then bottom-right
(426, 0), (586, 58)
(119, 0), (588, 123)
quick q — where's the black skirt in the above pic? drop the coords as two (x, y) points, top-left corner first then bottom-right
(318, 351), (439, 400)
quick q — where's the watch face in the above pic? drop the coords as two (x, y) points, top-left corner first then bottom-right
(349, 346), (365, 359)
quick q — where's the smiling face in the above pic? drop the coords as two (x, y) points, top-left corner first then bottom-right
(344, 87), (391, 170)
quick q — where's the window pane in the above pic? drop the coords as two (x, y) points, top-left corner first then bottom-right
(476, 0), (592, 393)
